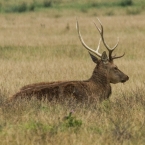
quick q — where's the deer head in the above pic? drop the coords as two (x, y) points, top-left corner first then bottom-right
(76, 18), (129, 84)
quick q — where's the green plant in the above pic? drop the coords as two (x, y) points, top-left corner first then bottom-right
(29, 2), (35, 11)
(43, 0), (52, 8)
(6, 2), (28, 13)
(62, 111), (82, 128)
(120, 0), (133, 7)
(90, 2), (99, 7)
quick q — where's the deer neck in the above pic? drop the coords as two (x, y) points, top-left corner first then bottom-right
(89, 66), (110, 87)
(87, 65), (112, 100)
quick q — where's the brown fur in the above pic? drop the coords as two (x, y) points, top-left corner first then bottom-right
(10, 19), (129, 102)
(10, 55), (129, 102)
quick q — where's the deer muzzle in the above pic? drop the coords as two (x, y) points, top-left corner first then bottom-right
(121, 75), (129, 83)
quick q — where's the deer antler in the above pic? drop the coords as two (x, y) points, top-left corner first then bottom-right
(94, 18), (125, 61)
(76, 18), (102, 58)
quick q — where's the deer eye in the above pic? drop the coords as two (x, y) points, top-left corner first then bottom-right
(114, 67), (118, 70)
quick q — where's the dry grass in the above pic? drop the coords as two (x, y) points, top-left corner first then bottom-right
(0, 11), (145, 145)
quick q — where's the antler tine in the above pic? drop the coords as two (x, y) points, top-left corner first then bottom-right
(94, 18), (122, 61)
(112, 52), (125, 60)
(108, 37), (120, 60)
(96, 38), (102, 55)
(96, 18), (120, 51)
(76, 18), (102, 58)
(93, 18), (110, 51)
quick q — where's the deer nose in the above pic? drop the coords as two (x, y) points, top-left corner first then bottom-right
(125, 75), (129, 81)
(121, 75), (129, 83)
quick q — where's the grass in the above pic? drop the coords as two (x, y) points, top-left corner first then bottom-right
(0, 0), (145, 15)
(0, 91), (145, 144)
(0, 11), (145, 144)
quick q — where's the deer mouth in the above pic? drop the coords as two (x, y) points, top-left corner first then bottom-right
(121, 80), (127, 83)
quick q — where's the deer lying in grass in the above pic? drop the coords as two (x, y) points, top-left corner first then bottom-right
(10, 18), (129, 102)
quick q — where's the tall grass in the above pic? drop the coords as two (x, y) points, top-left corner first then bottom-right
(1, 89), (145, 145)
(0, 13), (145, 144)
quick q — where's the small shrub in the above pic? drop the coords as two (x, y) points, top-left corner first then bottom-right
(43, 0), (52, 8)
(120, 0), (133, 7)
(62, 111), (82, 128)
(6, 2), (28, 13)
(29, 3), (35, 11)
(16, 2), (27, 12)
(90, 2), (99, 7)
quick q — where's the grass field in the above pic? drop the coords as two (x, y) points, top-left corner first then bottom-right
(0, 2), (145, 144)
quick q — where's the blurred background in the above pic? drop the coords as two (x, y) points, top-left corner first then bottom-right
(0, 0), (145, 15)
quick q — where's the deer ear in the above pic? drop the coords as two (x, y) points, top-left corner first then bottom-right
(89, 52), (99, 63)
(101, 51), (109, 64)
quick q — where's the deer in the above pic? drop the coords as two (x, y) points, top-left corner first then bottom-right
(9, 18), (129, 102)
